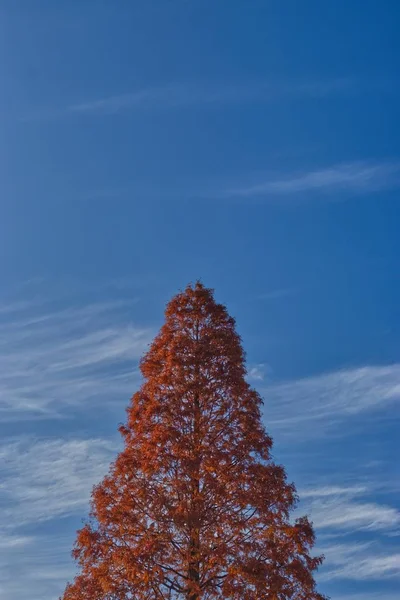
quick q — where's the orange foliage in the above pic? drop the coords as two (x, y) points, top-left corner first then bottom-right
(61, 283), (327, 600)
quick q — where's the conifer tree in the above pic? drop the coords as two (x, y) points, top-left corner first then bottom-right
(61, 283), (326, 600)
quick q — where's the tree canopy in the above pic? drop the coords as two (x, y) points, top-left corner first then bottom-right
(61, 282), (326, 600)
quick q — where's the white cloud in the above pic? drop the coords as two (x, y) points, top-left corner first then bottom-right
(0, 534), (34, 550)
(320, 542), (400, 581)
(311, 498), (400, 532)
(0, 432), (118, 598)
(0, 297), (152, 420)
(247, 363), (270, 381)
(0, 437), (117, 526)
(0, 435), (111, 599)
(0, 532), (74, 600)
(1, 286), (398, 599)
(299, 484), (400, 535)
(299, 485), (368, 499)
(224, 161), (400, 198)
(263, 364), (400, 435)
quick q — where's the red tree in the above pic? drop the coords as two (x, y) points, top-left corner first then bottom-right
(62, 283), (326, 600)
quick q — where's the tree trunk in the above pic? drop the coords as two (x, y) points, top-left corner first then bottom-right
(187, 331), (201, 600)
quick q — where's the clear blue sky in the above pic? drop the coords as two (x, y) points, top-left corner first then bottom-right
(1, 2), (399, 598)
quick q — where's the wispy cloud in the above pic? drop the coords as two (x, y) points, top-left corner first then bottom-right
(336, 594), (400, 600)
(0, 437), (116, 526)
(264, 363), (400, 435)
(297, 486), (400, 584)
(296, 485), (400, 536)
(0, 534), (35, 550)
(299, 485), (368, 499)
(320, 541), (400, 581)
(81, 160), (400, 204)
(0, 531), (75, 600)
(67, 78), (354, 115)
(0, 435), (117, 599)
(247, 363), (270, 382)
(0, 296), (152, 420)
(309, 494), (400, 533)
(224, 161), (400, 198)
(23, 77), (356, 120)
(1, 285), (397, 598)
(266, 372), (400, 589)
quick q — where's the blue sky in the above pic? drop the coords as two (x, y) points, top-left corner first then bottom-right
(1, 1), (400, 598)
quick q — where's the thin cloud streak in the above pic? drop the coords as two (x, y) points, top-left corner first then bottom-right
(67, 78), (354, 115)
(23, 77), (356, 120)
(263, 363), (400, 436)
(320, 542), (400, 582)
(297, 485), (400, 584)
(298, 484), (400, 534)
(224, 161), (400, 198)
(310, 497), (400, 532)
(299, 485), (368, 498)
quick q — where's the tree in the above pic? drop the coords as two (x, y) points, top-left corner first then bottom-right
(61, 283), (326, 600)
